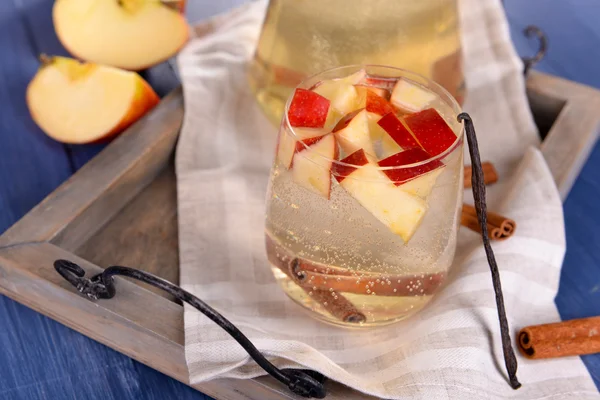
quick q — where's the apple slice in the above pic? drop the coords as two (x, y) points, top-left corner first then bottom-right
(333, 109), (376, 157)
(26, 56), (159, 144)
(292, 134), (338, 199)
(403, 108), (457, 157)
(276, 127), (327, 169)
(377, 112), (420, 150)
(333, 149), (427, 242)
(390, 79), (437, 113)
(288, 88), (330, 128)
(53, 0), (189, 71)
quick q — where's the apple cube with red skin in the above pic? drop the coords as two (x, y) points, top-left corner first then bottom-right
(333, 149), (428, 242)
(288, 88), (330, 128)
(292, 134), (338, 199)
(390, 79), (437, 113)
(361, 76), (397, 92)
(276, 127), (327, 169)
(355, 87), (395, 116)
(312, 70), (366, 115)
(378, 148), (443, 184)
(354, 84), (390, 100)
(403, 108), (457, 157)
(377, 112), (420, 150)
(379, 148), (445, 198)
(333, 109), (376, 157)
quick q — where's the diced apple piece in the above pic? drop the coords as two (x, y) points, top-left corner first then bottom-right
(362, 76), (397, 92)
(288, 88), (330, 128)
(398, 168), (444, 198)
(333, 149), (427, 242)
(333, 109), (376, 157)
(378, 148), (443, 185)
(403, 108), (457, 157)
(53, 0), (189, 71)
(365, 113), (403, 159)
(313, 81), (359, 115)
(26, 56), (159, 144)
(292, 134), (338, 199)
(354, 84), (390, 100)
(355, 87), (395, 116)
(277, 127), (327, 169)
(391, 79), (437, 113)
(377, 112), (420, 150)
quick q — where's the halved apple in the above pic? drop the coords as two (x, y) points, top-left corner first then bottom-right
(26, 56), (159, 144)
(288, 88), (330, 128)
(276, 127), (327, 169)
(292, 134), (338, 199)
(333, 149), (427, 242)
(403, 108), (457, 157)
(390, 79), (437, 113)
(53, 0), (190, 71)
(333, 109), (376, 157)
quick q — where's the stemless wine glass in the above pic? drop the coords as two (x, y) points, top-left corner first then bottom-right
(265, 65), (464, 327)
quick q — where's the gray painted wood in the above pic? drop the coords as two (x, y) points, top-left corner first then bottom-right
(527, 71), (600, 200)
(0, 71), (599, 399)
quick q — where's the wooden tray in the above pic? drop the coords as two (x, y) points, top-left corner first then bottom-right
(1, 71), (599, 400)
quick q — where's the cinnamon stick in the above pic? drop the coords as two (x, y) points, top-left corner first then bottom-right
(461, 204), (516, 240)
(266, 236), (448, 323)
(464, 162), (498, 188)
(266, 235), (366, 323)
(518, 316), (600, 359)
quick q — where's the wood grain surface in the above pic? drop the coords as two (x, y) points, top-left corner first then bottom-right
(1, 0), (600, 399)
(76, 166), (180, 301)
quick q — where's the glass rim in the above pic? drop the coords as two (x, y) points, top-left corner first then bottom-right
(283, 64), (465, 171)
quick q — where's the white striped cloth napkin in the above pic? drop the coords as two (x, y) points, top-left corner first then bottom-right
(175, 0), (600, 398)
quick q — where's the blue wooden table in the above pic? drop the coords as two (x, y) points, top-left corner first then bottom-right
(1, 1), (599, 399)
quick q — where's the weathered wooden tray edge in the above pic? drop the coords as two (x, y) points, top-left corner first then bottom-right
(0, 71), (599, 400)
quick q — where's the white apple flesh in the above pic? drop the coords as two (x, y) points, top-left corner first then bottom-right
(332, 109), (376, 158)
(334, 150), (427, 242)
(53, 0), (190, 70)
(292, 134), (338, 199)
(26, 56), (159, 144)
(390, 79), (437, 113)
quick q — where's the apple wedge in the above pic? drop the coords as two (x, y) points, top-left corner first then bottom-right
(355, 87), (395, 116)
(26, 56), (159, 144)
(53, 0), (190, 71)
(403, 108), (457, 157)
(333, 109), (376, 157)
(288, 88), (330, 128)
(276, 127), (328, 169)
(390, 78), (437, 113)
(292, 134), (338, 199)
(333, 149), (427, 242)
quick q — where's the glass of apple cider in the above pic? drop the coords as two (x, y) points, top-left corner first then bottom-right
(265, 65), (464, 327)
(248, 0), (464, 126)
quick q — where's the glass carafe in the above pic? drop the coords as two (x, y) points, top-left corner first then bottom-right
(248, 0), (465, 125)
